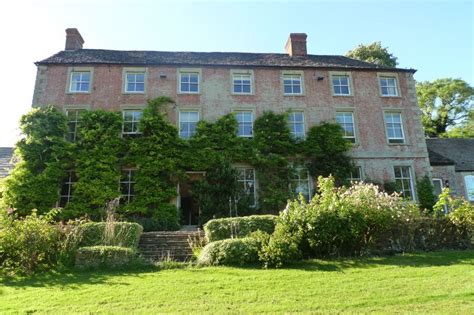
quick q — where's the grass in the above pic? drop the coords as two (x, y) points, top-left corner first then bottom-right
(1, 250), (473, 314)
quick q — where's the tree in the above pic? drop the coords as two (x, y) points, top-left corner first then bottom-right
(417, 78), (474, 137)
(345, 42), (398, 67)
(445, 109), (474, 138)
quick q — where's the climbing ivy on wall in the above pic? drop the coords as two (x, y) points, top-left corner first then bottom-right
(66, 110), (123, 219)
(1, 106), (71, 214)
(123, 97), (183, 230)
(1, 98), (354, 226)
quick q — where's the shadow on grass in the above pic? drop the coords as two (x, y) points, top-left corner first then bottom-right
(0, 263), (184, 289)
(2, 250), (473, 288)
(284, 249), (474, 272)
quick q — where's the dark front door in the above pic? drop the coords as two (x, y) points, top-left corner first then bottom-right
(181, 196), (199, 225)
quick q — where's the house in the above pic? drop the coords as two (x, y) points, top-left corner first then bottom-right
(32, 28), (432, 223)
(427, 138), (474, 202)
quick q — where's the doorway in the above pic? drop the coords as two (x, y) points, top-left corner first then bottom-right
(179, 172), (205, 226)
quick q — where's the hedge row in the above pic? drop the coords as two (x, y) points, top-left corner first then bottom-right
(197, 237), (260, 266)
(78, 222), (143, 249)
(75, 246), (136, 269)
(204, 215), (277, 242)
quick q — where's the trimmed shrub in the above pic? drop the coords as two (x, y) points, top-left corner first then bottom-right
(197, 237), (260, 266)
(79, 222), (143, 248)
(128, 212), (180, 232)
(75, 246), (136, 270)
(259, 177), (422, 267)
(0, 210), (61, 275)
(204, 215), (277, 242)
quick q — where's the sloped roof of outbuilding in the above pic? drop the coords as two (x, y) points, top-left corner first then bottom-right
(426, 138), (474, 171)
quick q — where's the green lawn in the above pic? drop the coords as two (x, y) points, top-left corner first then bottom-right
(1, 250), (473, 314)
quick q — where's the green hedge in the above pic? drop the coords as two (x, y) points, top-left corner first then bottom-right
(204, 215), (277, 242)
(197, 237), (260, 266)
(385, 217), (473, 253)
(79, 222), (143, 249)
(75, 246), (136, 269)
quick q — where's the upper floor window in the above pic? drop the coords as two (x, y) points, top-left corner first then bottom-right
(336, 111), (356, 143)
(235, 111), (253, 137)
(66, 109), (85, 142)
(122, 110), (142, 135)
(120, 169), (136, 204)
(288, 112), (305, 139)
(283, 74), (302, 95)
(379, 76), (399, 97)
(394, 166), (415, 200)
(69, 71), (90, 93)
(125, 72), (145, 93)
(179, 72), (199, 93)
(237, 167), (256, 206)
(179, 111), (199, 139)
(384, 112), (405, 144)
(59, 170), (76, 207)
(331, 75), (351, 96)
(233, 74), (252, 94)
(290, 167), (311, 201)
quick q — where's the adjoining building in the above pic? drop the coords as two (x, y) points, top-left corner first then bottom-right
(427, 138), (474, 202)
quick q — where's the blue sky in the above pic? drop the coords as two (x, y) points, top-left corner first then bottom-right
(0, 0), (472, 146)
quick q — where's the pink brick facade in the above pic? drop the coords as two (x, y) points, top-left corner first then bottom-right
(32, 30), (432, 201)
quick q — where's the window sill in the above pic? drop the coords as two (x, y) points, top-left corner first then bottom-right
(123, 92), (146, 95)
(283, 94), (305, 97)
(178, 92), (201, 95)
(67, 91), (91, 94)
(332, 94), (353, 97)
(380, 95), (402, 99)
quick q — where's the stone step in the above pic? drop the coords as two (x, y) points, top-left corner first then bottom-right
(138, 231), (204, 262)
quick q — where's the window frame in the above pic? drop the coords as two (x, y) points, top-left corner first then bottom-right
(348, 166), (363, 182)
(236, 167), (257, 207)
(282, 71), (304, 96)
(383, 111), (406, 144)
(288, 111), (305, 139)
(464, 175), (474, 201)
(336, 111), (357, 143)
(290, 167), (312, 201)
(393, 166), (415, 200)
(123, 67), (147, 94)
(178, 69), (201, 94)
(64, 105), (90, 142)
(68, 69), (92, 93)
(234, 110), (254, 138)
(121, 109), (143, 136)
(330, 72), (353, 96)
(59, 170), (76, 207)
(178, 110), (200, 139)
(231, 70), (254, 95)
(120, 169), (136, 204)
(377, 73), (401, 97)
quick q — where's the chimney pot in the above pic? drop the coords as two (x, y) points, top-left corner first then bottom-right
(285, 33), (307, 57)
(65, 28), (84, 50)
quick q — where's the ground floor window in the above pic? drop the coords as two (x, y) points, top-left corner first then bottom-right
(290, 167), (311, 201)
(394, 166), (415, 200)
(59, 170), (76, 207)
(348, 166), (363, 182)
(464, 175), (474, 201)
(236, 167), (256, 206)
(120, 169), (136, 204)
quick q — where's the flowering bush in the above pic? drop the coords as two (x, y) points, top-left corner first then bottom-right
(259, 177), (421, 267)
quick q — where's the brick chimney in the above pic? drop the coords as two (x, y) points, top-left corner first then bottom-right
(285, 33), (307, 57)
(65, 28), (84, 50)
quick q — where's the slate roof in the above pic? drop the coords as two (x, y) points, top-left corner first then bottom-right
(36, 49), (415, 72)
(0, 147), (14, 178)
(426, 139), (474, 171)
